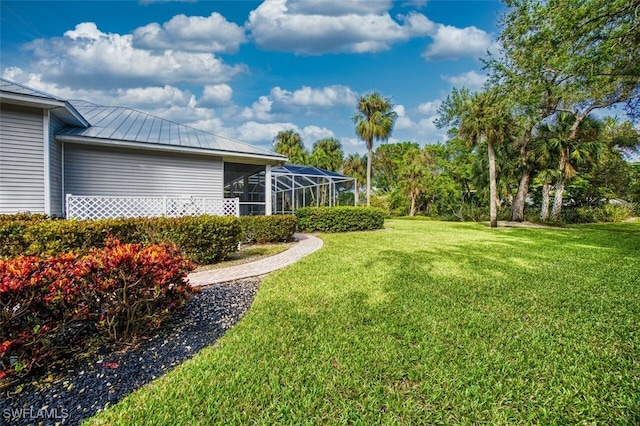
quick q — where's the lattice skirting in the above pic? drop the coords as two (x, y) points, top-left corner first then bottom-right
(66, 195), (240, 220)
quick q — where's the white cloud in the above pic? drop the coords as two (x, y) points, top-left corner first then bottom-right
(422, 24), (493, 61)
(342, 137), (365, 147)
(199, 84), (233, 107)
(132, 13), (246, 53)
(287, 0), (392, 16)
(247, 0), (434, 54)
(246, 0), (490, 61)
(234, 121), (335, 149)
(241, 96), (274, 121)
(300, 125), (335, 146)
(393, 104), (415, 131)
(23, 22), (246, 90)
(270, 85), (356, 108)
(3, 67), (196, 108)
(417, 99), (442, 115)
(235, 121), (299, 144)
(442, 70), (488, 90)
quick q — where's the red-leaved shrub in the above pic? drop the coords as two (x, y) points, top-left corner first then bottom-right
(0, 240), (195, 379)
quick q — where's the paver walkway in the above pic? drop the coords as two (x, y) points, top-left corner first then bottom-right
(188, 233), (323, 286)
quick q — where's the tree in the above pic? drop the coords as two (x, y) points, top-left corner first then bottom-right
(309, 138), (344, 172)
(439, 89), (512, 227)
(352, 92), (398, 206)
(398, 147), (429, 216)
(567, 117), (640, 206)
(484, 0), (640, 220)
(373, 142), (420, 193)
(273, 129), (308, 164)
(342, 153), (366, 205)
(537, 113), (602, 220)
(532, 134), (560, 220)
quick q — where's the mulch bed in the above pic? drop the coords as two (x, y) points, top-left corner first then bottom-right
(1, 278), (261, 426)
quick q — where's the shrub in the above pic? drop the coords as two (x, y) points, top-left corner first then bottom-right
(296, 207), (385, 233)
(0, 222), (29, 257)
(567, 203), (635, 224)
(241, 215), (297, 243)
(0, 254), (75, 377)
(0, 213), (50, 224)
(0, 215), (243, 264)
(369, 194), (391, 216)
(0, 240), (195, 379)
(146, 215), (242, 264)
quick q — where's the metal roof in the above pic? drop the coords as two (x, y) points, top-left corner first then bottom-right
(56, 100), (285, 160)
(0, 78), (66, 101)
(0, 78), (89, 127)
(1, 78), (285, 161)
(272, 164), (352, 179)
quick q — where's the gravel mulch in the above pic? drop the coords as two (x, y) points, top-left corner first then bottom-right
(1, 277), (261, 426)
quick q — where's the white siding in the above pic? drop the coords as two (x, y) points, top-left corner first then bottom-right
(49, 114), (65, 216)
(0, 104), (45, 214)
(64, 144), (223, 198)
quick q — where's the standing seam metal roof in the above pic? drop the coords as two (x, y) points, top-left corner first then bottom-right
(0, 78), (284, 160)
(0, 78), (89, 127)
(0, 79), (66, 101)
(58, 101), (286, 160)
(57, 100), (284, 158)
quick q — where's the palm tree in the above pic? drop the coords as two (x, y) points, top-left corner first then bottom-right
(399, 147), (428, 216)
(310, 138), (344, 172)
(457, 90), (512, 228)
(538, 113), (602, 221)
(273, 129), (308, 164)
(352, 92), (398, 206)
(536, 169), (557, 221)
(342, 153), (366, 205)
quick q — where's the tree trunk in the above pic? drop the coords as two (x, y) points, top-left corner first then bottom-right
(488, 141), (498, 228)
(551, 149), (568, 221)
(540, 181), (551, 221)
(510, 168), (532, 222)
(551, 176), (565, 221)
(354, 180), (359, 206)
(366, 144), (372, 207)
(409, 192), (417, 216)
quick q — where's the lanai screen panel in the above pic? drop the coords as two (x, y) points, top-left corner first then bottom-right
(271, 164), (355, 214)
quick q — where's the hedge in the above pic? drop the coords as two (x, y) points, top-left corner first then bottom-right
(0, 215), (242, 264)
(295, 206), (385, 233)
(0, 240), (195, 379)
(0, 213), (50, 224)
(241, 215), (297, 243)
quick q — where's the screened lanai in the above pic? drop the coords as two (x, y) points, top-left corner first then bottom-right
(271, 164), (356, 214)
(223, 163), (356, 215)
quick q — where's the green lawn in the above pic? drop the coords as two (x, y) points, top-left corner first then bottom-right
(89, 219), (640, 425)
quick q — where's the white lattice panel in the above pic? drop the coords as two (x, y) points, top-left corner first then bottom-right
(66, 195), (239, 220)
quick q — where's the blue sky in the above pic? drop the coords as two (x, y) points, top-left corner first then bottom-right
(1, 0), (506, 155)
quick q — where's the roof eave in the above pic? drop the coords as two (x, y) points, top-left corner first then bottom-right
(56, 134), (288, 164)
(1, 92), (89, 127)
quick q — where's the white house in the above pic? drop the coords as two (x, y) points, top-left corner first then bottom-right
(0, 79), (286, 218)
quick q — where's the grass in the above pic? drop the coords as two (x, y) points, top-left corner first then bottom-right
(193, 243), (292, 271)
(88, 220), (640, 425)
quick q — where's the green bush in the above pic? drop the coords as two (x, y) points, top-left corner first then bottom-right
(296, 206), (385, 233)
(148, 215), (242, 264)
(567, 203), (635, 224)
(241, 215), (297, 243)
(0, 213), (50, 224)
(0, 215), (242, 264)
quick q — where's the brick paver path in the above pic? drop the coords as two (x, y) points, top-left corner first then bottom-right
(188, 233), (323, 286)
